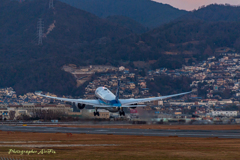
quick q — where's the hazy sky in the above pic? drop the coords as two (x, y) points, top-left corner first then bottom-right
(153, 0), (240, 10)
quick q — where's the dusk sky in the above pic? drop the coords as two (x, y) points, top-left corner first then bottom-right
(154, 0), (240, 10)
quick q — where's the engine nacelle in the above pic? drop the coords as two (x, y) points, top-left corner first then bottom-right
(75, 103), (85, 109)
(130, 103), (137, 109)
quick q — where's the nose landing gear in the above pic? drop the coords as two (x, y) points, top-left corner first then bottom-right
(94, 107), (100, 116)
(119, 107), (125, 116)
(94, 112), (100, 116)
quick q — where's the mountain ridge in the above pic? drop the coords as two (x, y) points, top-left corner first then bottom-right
(180, 4), (240, 22)
(59, 0), (188, 28)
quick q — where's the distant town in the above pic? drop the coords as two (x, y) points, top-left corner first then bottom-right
(1, 47), (240, 124)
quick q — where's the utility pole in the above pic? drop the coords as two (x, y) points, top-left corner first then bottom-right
(49, 0), (54, 9)
(37, 18), (44, 45)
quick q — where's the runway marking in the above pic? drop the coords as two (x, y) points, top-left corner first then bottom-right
(95, 130), (109, 132)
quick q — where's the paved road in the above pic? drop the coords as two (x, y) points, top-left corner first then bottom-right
(1, 125), (240, 138)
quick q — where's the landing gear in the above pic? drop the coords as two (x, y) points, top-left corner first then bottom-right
(94, 108), (100, 116)
(94, 112), (100, 116)
(119, 111), (125, 116)
(119, 107), (125, 116)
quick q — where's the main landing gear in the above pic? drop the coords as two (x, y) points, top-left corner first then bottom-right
(119, 107), (125, 116)
(94, 107), (100, 116)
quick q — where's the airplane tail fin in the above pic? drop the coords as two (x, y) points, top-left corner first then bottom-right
(115, 79), (120, 101)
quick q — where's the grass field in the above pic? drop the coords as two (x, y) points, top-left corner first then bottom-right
(0, 130), (240, 160)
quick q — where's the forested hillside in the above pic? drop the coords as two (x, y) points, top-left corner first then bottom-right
(88, 20), (240, 69)
(94, 4), (240, 68)
(0, 0), (132, 95)
(106, 16), (148, 34)
(1, 1), (240, 95)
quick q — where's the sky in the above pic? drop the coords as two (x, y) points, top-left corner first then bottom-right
(153, 0), (240, 10)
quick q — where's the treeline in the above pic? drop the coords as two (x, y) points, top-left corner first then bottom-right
(15, 109), (81, 121)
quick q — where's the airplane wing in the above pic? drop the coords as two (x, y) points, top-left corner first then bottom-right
(119, 91), (191, 106)
(36, 93), (100, 106)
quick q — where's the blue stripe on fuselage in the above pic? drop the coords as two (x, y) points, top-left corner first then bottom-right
(98, 98), (121, 107)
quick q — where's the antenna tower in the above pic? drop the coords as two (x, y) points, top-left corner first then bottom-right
(49, 0), (54, 9)
(37, 18), (44, 45)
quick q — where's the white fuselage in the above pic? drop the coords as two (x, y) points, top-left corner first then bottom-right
(95, 87), (116, 101)
(95, 87), (121, 112)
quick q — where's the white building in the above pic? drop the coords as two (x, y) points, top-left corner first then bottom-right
(119, 66), (125, 71)
(219, 99), (233, 104)
(169, 102), (195, 106)
(208, 100), (218, 106)
(212, 111), (238, 117)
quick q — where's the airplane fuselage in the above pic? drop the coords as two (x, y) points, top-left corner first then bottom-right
(95, 87), (121, 112)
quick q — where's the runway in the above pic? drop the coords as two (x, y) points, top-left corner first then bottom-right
(1, 125), (240, 138)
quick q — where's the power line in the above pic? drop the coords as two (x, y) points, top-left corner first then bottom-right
(37, 18), (44, 45)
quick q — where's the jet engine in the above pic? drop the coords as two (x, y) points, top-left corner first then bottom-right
(75, 103), (85, 109)
(130, 103), (137, 109)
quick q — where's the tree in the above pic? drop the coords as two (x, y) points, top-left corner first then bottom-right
(9, 111), (16, 120)
(16, 114), (31, 121)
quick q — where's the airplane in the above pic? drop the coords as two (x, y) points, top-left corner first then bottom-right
(36, 80), (191, 116)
